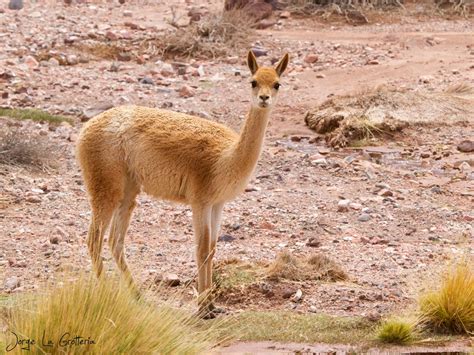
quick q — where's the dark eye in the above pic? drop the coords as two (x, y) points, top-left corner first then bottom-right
(251, 80), (257, 88)
(274, 82), (280, 90)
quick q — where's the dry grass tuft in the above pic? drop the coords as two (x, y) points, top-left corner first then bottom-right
(419, 261), (474, 334)
(305, 85), (474, 147)
(267, 251), (348, 282)
(149, 10), (256, 59)
(213, 258), (264, 296)
(377, 317), (416, 344)
(76, 42), (127, 61)
(0, 128), (58, 170)
(2, 276), (222, 354)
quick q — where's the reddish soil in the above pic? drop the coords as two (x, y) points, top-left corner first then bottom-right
(0, 0), (473, 352)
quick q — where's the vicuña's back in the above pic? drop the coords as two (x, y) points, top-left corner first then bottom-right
(77, 50), (289, 318)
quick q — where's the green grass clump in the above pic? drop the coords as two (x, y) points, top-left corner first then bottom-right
(226, 311), (372, 344)
(419, 262), (474, 334)
(0, 108), (72, 124)
(1, 276), (222, 354)
(377, 318), (415, 344)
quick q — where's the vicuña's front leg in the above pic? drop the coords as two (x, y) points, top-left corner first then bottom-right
(207, 203), (224, 313)
(192, 204), (213, 317)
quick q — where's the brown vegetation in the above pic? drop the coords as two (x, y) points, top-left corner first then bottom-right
(267, 251), (348, 282)
(145, 10), (256, 59)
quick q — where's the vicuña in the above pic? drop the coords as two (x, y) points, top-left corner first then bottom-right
(76, 50), (289, 318)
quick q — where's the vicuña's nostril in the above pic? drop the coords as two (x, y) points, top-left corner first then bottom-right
(259, 95), (269, 101)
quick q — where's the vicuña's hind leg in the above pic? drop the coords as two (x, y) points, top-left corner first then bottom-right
(87, 201), (119, 278)
(108, 178), (140, 296)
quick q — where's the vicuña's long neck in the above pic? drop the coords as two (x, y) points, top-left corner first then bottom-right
(228, 106), (270, 176)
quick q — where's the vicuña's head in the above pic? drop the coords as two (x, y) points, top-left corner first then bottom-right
(247, 50), (289, 110)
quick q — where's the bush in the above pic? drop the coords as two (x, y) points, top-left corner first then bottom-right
(0, 128), (57, 170)
(377, 318), (415, 344)
(267, 251), (348, 281)
(2, 276), (222, 354)
(419, 261), (474, 334)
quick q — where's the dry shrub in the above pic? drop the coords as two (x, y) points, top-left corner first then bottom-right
(150, 10), (256, 59)
(76, 42), (126, 60)
(213, 258), (263, 296)
(267, 251), (348, 282)
(0, 128), (57, 170)
(2, 276), (222, 354)
(305, 84), (474, 147)
(419, 261), (474, 334)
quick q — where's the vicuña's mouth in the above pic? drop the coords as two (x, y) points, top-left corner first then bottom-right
(259, 102), (268, 108)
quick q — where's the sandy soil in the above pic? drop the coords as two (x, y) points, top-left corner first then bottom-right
(0, 0), (473, 353)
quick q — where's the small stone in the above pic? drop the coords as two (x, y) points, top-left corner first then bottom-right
(164, 273), (180, 287)
(81, 102), (114, 122)
(178, 85), (195, 98)
(292, 289), (303, 302)
(218, 234), (235, 242)
(279, 11), (291, 19)
(362, 207), (372, 214)
(117, 52), (132, 62)
(4, 276), (20, 291)
(282, 288), (294, 299)
(378, 189), (393, 197)
(419, 75), (434, 84)
(8, 0), (23, 10)
(123, 10), (132, 17)
(106, 31), (118, 41)
(139, 76), (154, 85)
(251, 47), (267, 57)
(337, 199), (351, 212)
(66, 54), (78, 66)
(349, 202), (362, 210)
(367, 59), (379, 65)
(312, 158), (328, 166)
(316, 73), (325, 79)
(304, 54), (318, 64)
(49, 57), (60, 66)
(26, 195), (42, 203)
(256, 19), (276, 29)
(160, 63), (175, 77)
(358, 213), (371, 222)
(306, 237), (321, 248)
(24, 55), (39, 69)
(226, 56), (239, 64)
(309, 305), (317, 313)
(49, 235), (61, 244)
(421, 152), (430, 158)
(457, 140), (474, 153)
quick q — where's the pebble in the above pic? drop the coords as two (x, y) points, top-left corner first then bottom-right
(378, 189), (393, 197)
(123, 10), (133, 17)
(4, 276), (20, 291)
(358, 213), (371, 222)
(8, 0), (23, 10)
(24, 56), (39, 69)
(457, 140), (474, 153)
(218, 234), (235, 242)
(26, 195), (42, 203)
(292, 289), (303, 302)
(49, 235), (62, 244)
(139, 76), (154, 85)
(304, 54), (319, 64)
(251, 47), (267, 57)
(178, 85), (195, 98)
(280, 11), (291, 19)
(316, 73), (325, 78)
(164, 273), (180, 287)
(306, 237), (321, 247)
(312, 158), (328, 166)
(349, 202), (362, 210)
(337, 199), (351, 212)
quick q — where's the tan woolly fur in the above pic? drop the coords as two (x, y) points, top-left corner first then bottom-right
(76, 50), (289, 318)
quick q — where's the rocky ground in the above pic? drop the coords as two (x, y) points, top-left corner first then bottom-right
(0, 0), (473, 350)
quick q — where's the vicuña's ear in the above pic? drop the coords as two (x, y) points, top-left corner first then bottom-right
(275, 53), (289, 77)
(247, 50), (259, 75)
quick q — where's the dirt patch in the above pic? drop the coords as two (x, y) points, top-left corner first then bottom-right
(304, 84), (474, 147)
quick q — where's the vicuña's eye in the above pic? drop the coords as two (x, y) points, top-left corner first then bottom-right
(274, 83), (280, 90)
(251, 80), (257, 88)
